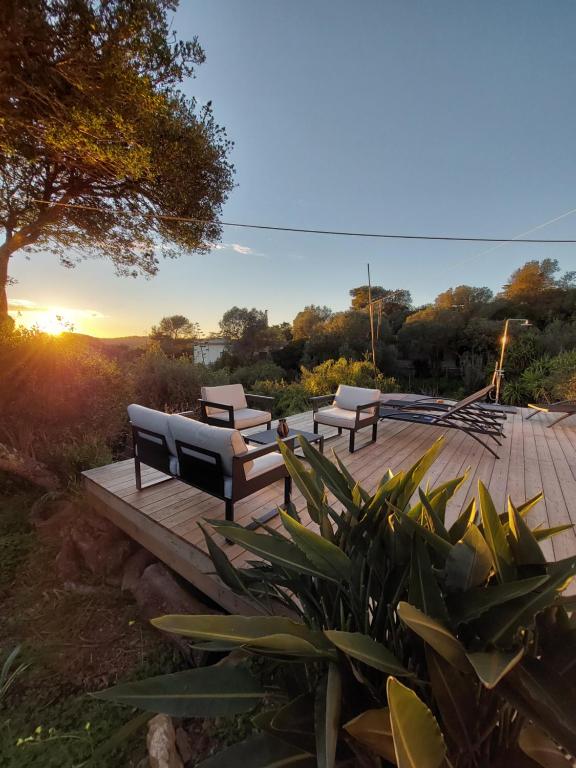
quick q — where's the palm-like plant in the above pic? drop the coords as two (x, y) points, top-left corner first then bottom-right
(97, 437), (576, 768)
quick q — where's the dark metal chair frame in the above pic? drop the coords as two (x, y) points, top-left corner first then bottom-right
(310, 394), (381, 453)
(131, 424), (291, 526)
(525, 400), (576, 428)
(199, 392), (274, 429)
(379, 385), (506, 458)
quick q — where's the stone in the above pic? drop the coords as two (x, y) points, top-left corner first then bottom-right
(147, 715), (183, 768)
(121, 548), (157, 592)
(175, 727), (193, 765)
(133, 563), (218, 621)
(55, 536), (83, 582)
(69, 514), (134, 577)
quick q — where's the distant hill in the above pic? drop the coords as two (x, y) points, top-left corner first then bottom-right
(68, 333), (149, 349)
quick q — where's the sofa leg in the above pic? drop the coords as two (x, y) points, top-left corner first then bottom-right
(266, 421), (272, 430)
(337, 427), (342, 436)
(313, 421), (319, 434)
(135, 457), (142, 490)
(372, 422), (378, 442)
(349, 431), (355, 453)
(225, 499), (234, 522)
(284, 476), (292, 506)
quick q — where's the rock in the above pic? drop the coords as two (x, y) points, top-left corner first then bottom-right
(133, 563), (219, 621)
(121, 548), (157, 592)
(147, 714), (183, 768)
(175, 727), (193, 765)
(69, 512), (134, 577)
(0, 443), (60, 491)
(55, 536), (83, 582)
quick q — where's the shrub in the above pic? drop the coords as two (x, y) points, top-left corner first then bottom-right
(0, 329), (129, 463)
(300, 357), (399, 396)
(131, 344), (229, 412)
(251, 380), (309, 418)
(98, 438), (575, 767)
(231, 361), (285, 389)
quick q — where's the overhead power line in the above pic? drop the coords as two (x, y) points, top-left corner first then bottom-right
(31, 198), (576, 244)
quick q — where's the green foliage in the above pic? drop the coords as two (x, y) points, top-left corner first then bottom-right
(300, 357), (399, 395)
(231, 361), (286, 388)
(131, 344), (229, 411)
(251, 381), (310, 418)
(100, 438), (575, 767)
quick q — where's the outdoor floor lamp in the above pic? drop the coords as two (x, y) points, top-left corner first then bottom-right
(492, 318), (531, 404)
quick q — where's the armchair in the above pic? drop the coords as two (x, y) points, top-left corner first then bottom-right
(311, 384), (381, 453)
(199, 384), (273, 431)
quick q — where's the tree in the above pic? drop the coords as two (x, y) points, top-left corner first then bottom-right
(150, 315), (200, 340)
(434, 285), (493, 311)
(292, 305), (332, 340)
(501, 259), (574, 301)
(0, 0), (234, 320)
(349, 285), (412, 315)
(219, 306), (269, 362)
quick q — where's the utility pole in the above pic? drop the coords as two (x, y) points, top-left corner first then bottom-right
(367, 263), (377, 377)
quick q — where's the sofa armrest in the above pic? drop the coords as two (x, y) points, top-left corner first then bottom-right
(310, 394), (335, 413)
(198, 399), (234, 426)
(232, 442), (287, 491)
(246, 393), (274, 412)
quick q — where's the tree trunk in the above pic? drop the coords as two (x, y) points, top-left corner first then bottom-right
(0, 192), (78, 322)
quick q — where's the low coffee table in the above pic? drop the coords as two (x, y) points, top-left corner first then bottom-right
(245, 427), (324, 455)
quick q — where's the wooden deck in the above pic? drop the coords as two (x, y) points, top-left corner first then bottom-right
(83, 403), (576, 612)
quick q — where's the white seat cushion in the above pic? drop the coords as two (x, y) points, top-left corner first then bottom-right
(223, 451), (285, 499)
(201, 384), (248, 415)
(128, 403), (177, 455)
(211, 407), (272, 429)
(168, 415), (251, 476)
(334, 385), (381, 415)
(314, 406), (358, 428)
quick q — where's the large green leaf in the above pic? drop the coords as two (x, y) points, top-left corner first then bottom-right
(200, 524), (248, 594)
(397, 602), (469, 672)
(448, 498), (477, 544)
(196, 733), (316, 768)
(518, 492), (544, 519)
(393, 437), (445, 510)
(450, 575), (549, 624)
(265, 694), (316, 754)
(280, 510), (352, 582)
(343, 708), (396, 763)
(297, 437), (360, 516)
(394, 511), (452, 559)
(426, 648), (476, 754)
(93, 665), (265, 717)
(209, 524), (338, 582)
(478, 481), (515, 583)
(408, 536), (449, 622)
(444, 524), (493, 592)
(278, 440), (325, 522)
(315, 663), (341, 768)
(246, 634), (336, 659)
(419, 488), (450, 541)
(533, 523), (574, 542)
(498, 656), (576, 757)
(508, 500), (546, 566)
(324, 630), (412, 677)
(467, 648), (524, 688)
(519, 724), (573, 768)
(387, 677), (446, 768)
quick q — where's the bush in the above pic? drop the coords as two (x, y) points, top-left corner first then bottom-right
(0, 329), (129, 464)
(231, 361), (285, 389)
(251, 380), (309, 418)
(131, 345), (229, 412)
(300, 357), (399, 396)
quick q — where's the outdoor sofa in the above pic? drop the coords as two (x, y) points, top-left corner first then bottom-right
(379, 384), (506, 458)
(199, 384), (273, 430)
(311, 384), (381, 452)
(127, 404), (291, 525)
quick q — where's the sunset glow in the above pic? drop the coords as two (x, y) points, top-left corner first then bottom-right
(8, 300), (109, 336)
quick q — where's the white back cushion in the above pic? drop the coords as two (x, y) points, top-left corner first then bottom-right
(201, 384), (248, 415)
(334, 385), (381, 414)
(168, 415), (251, 476)
(127, 404), (176, 455)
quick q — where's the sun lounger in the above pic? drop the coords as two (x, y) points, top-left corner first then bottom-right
(525, 400), (576, 427)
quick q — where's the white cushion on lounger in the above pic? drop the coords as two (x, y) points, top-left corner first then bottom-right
(127, 403), (177, 455)
(223, 451), (285, 499)
(211, 407), (272, 429)
(334, 385), (381, 415)
(168, 414), (251, 476)
(201, 384), (248, 415)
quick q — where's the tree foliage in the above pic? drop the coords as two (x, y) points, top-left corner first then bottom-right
(0, 0), (234, 318)
(349, 285), (412, 314)
(150, 315), (200, 340)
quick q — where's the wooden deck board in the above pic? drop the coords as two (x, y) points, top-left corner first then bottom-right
(83, 403), (576, 611)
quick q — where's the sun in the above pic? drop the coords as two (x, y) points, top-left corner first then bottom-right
(37, 313), (71, 335)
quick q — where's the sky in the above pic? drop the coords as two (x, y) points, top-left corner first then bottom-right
(8, 0), (576, 336)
